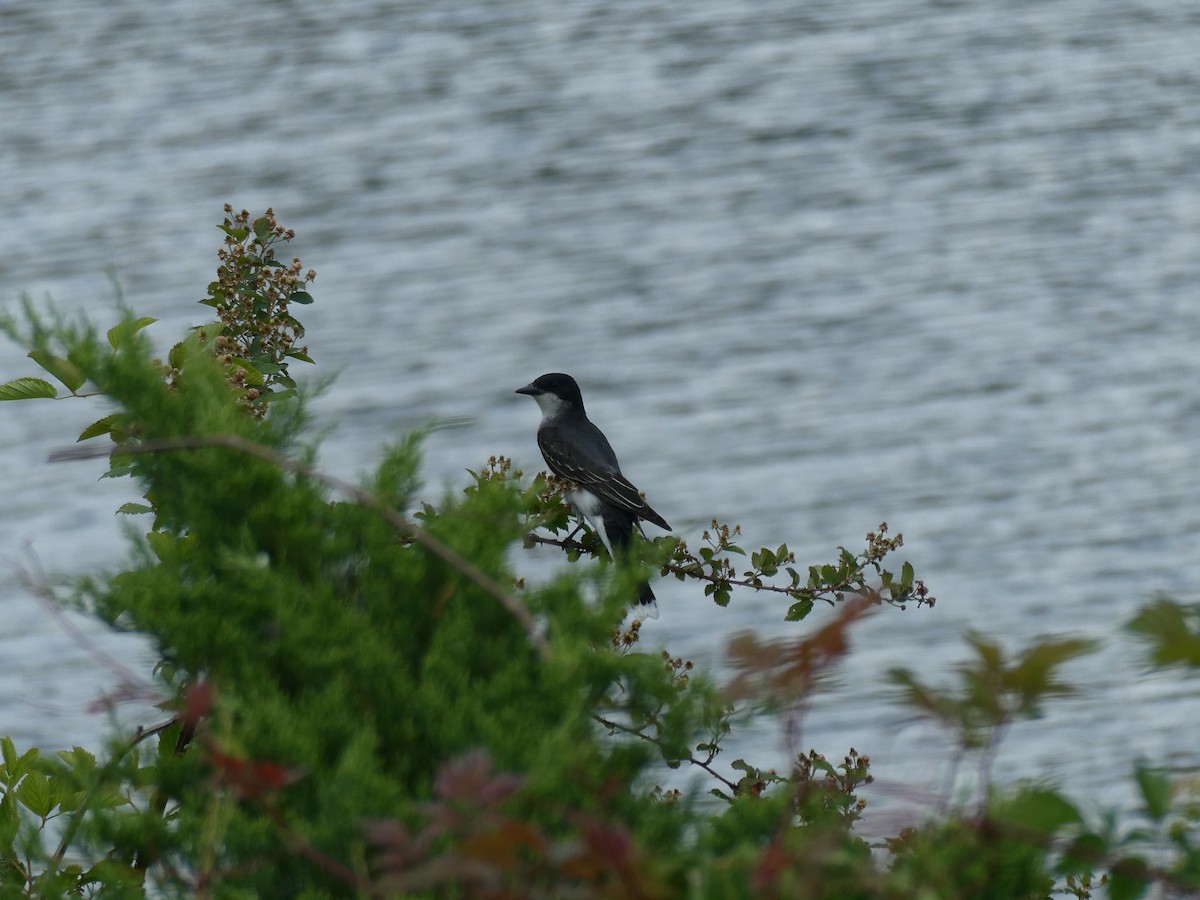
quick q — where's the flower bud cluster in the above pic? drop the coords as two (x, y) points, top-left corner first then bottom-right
(204, 205), (316, 417)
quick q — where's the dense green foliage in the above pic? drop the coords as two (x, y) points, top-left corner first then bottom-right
(1, 211), (1198, 898)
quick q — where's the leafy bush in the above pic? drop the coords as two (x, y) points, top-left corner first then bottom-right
(1, 209), (1197, 898)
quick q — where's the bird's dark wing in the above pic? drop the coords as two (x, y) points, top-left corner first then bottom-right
(538, 423), (671, 531)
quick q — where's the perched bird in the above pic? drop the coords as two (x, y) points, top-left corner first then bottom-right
(516, 373), (671, 618)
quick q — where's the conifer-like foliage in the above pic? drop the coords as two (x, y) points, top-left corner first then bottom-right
(1, 211), (1198, 898)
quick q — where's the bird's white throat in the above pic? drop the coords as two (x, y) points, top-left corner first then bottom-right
(532, 391), (571, 420)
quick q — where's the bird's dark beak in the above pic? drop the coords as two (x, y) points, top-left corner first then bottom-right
(515, 383), (540, 396)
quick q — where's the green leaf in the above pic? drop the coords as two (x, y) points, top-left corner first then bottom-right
(106, 316), (158, 349)
(289, 291), (314, 305)
(228, 357), (263, 385)
(252, 216), (272, 242)
(785, 599), (814, 621)
(218, 224), (250, 241)
(0, 737), (17, 780)
(1058, 831), (1108, 876)
(117, 502), (154, 515)
(168, 339), (187, 371)
(995, 786), (1082, 835)
(191, 320), (225, 342)
(57, 746), (97, 774)
(15, 772), (56, 818)
(758, 548), (777, 575)
(1135, 764), (1171, 821)
(27, 349), (86, 392)
(77, 415), (117, 442)
(146, 531), (175, 563)
(0, 791), (18, 847)
(0, 377), (57, 401)
(1106, 856), (1150, 900)
(1127, 598), (1200, 668)
(101, 459), (136, 479)
(808, 756), (835, 777)
(1007, 638), (1098, 714)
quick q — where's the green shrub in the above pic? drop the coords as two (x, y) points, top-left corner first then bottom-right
(1, 209), (1196, 898)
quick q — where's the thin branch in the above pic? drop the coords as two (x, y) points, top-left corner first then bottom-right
(129, 717), (180, 746)
(50, 435), (548, 657)
(526, 532), (841, 602)
(263, 803), (380, 896)
(662, 561), (840, 601)
(49, 716), (177, 873)
(17, 547), (162, 709)
(594, 714), (740, 794)
(523, 532), (596, 555)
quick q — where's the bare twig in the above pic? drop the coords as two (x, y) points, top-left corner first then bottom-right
(263, 804), (380, 896)
(594, 714), (740, 794)
(17, 547), (162, 709)
(50, 435), (548, 657)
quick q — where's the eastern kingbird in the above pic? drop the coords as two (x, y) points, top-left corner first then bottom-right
(516, 373), (671, 619)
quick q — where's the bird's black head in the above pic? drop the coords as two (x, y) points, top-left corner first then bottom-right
(515, 372), (585, 412)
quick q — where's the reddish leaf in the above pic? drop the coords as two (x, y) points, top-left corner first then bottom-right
(207, 747), (304, 799)
(726, 596), (874, 701)
(434, 750), (525, 806)
(579, 818), (632, 868)
(752, 836), (792, 894)
(460, 820), (546, 870)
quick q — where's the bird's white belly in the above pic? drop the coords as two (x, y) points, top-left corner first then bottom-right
(568, 489), (616, 557)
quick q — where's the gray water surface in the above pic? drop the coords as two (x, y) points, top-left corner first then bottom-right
(2, 0), (1198, 828)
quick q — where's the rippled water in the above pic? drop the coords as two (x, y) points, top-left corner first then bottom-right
(2, 0), (1198, 826)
